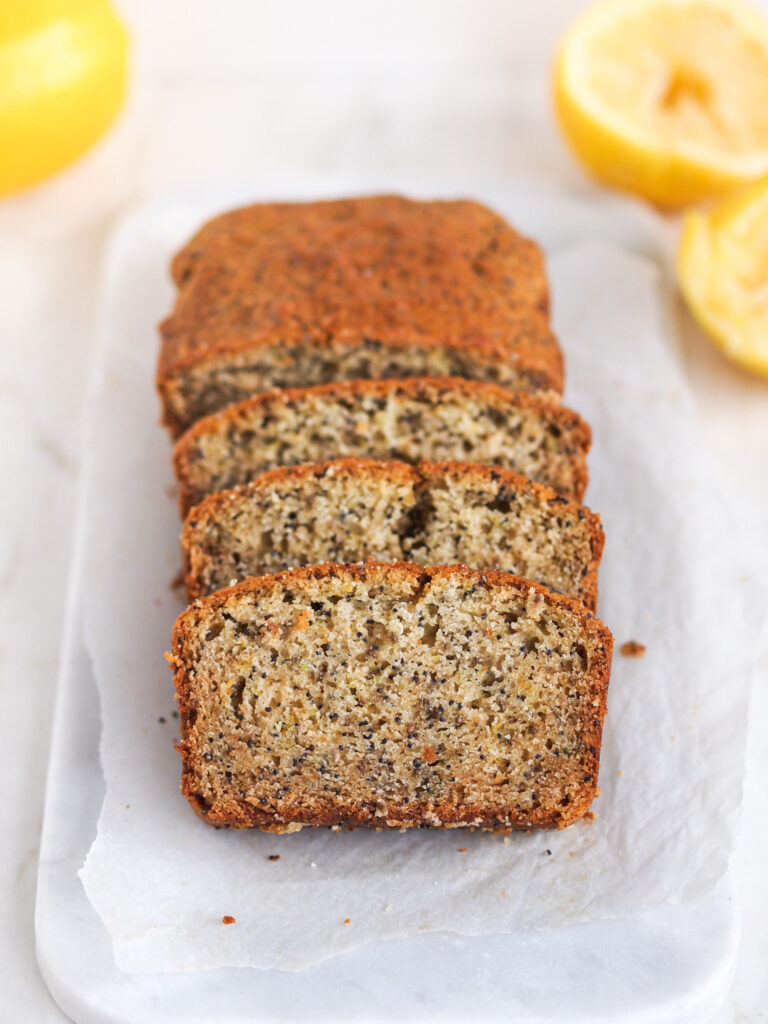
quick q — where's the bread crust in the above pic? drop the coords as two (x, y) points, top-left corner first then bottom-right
(172, 375), (592, 516)
(181, 457), (605, 609)
(170, 562), (613, 833)
(157, 196), (562, 434)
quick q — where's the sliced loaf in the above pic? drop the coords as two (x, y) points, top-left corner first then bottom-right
(182, 458), (604, 609)
(170, 562), (613, 832)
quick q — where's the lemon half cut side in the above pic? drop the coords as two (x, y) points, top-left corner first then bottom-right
(678, 176), (768, 377)
(554, 0), (768, 207)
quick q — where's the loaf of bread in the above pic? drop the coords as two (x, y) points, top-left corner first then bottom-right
(170, 563), (613, 832)
(157, 195), (562, 435)
(182, 458), (604, 609)
(173, 376), (591, 516)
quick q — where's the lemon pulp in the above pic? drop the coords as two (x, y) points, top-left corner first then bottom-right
(554, 0), (768, 206)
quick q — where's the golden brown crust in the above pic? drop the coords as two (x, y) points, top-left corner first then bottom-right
(170, 562), (613, 833)
(157, 196), (563, 434)
(172, 375), (592, 516)
(181, 457), (604, 610)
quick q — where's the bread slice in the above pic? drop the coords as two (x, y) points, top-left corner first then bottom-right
(182, 458), (604, 609)
(173, 377), (591, 516)
(170, 563), (613, 832)
(157, 195), (562, 435)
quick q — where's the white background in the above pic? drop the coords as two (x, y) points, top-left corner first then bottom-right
(1, 1), (767, 1020)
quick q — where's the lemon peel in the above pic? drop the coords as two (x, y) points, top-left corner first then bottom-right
(0, 0), (128, 197)
(678, 176), (768, 376)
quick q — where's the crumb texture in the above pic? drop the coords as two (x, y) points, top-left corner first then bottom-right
(157, 196), (562, 434)
(173, 376), (590, 515)
(182, 459), (604, 609)
(172, 563), (613, 833)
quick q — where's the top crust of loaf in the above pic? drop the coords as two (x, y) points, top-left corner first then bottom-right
(158, 195), (562, 395)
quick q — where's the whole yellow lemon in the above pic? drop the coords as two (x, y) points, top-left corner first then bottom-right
(0, 0), (129, 198)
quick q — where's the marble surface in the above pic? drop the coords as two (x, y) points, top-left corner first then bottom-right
(1, 1), (767, 1020)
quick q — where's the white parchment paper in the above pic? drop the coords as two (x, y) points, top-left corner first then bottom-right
(79, 185), (765, 972)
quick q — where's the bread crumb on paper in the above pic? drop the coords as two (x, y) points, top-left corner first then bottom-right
(620, 640), (646, 657)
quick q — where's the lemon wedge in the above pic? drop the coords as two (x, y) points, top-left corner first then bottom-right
(0, 0), (129, 198)
(554, 0), (768, 207)
(678, 176), (768, 376)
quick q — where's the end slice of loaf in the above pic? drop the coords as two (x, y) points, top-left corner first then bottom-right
(173, 377), (591, 516)
(157, 195), (562, 435)
(182, 458), (604, 609)
(170, 563), (613, 833)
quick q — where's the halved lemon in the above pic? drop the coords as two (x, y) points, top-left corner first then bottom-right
(678, 176), (768, 376)
(554, 0), (768, 207)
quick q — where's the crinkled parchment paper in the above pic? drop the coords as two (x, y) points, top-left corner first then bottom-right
(79, 187), (765, 972)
